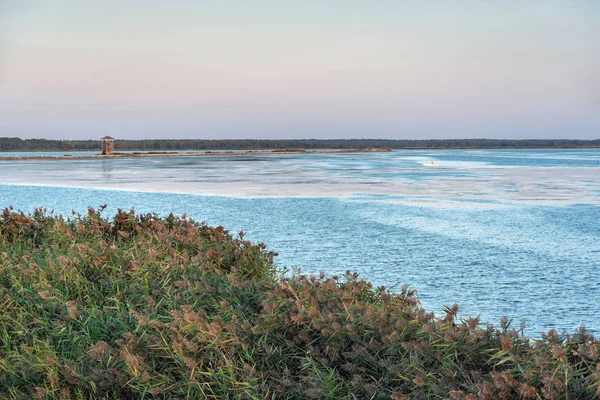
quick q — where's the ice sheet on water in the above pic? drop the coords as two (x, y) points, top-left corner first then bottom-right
(1, 150), (599, 205)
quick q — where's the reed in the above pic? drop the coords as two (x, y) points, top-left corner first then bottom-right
(0, 207), (598, 399)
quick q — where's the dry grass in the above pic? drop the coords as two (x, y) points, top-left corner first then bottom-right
(0, 207), (599, 399)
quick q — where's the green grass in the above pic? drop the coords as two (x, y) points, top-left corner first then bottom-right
(0, 207), (599, 399)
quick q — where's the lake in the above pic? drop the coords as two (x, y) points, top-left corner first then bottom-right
(1, 149), (599, 335)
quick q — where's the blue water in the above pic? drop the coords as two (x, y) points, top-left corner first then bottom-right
(1, 149), (599, 335)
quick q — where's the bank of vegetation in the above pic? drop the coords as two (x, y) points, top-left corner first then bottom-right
(1, 137), (600, 152)
(1, 207), (599, 399)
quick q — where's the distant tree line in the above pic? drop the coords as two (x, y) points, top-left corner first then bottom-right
(1, 137), (599, 152)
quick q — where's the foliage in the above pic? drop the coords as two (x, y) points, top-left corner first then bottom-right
(2, 137), (600, 152)
(0, 207), (599, 399)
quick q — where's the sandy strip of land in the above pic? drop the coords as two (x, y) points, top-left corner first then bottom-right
(0, 148), (390, 161)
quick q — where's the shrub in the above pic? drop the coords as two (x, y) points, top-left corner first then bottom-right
(0, 207), (598, 399)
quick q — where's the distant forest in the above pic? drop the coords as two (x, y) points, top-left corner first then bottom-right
(1, 137), (599, 151)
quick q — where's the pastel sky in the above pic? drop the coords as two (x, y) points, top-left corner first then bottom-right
(1, 1), (599, 140)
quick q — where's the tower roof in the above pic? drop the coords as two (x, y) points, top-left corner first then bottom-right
(101, 136), (115, 140)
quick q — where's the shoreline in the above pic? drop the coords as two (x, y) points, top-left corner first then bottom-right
(0, 148), (390, 161)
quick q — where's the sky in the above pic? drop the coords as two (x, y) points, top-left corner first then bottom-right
(0, 1), (599, 140)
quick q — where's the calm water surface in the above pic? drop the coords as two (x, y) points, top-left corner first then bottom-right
(1, 149), (599, 335)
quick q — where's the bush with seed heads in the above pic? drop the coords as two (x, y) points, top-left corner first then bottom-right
(1, 207), (599, 399)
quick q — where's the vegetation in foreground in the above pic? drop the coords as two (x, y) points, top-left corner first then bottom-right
(0, 207), (599, 399)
